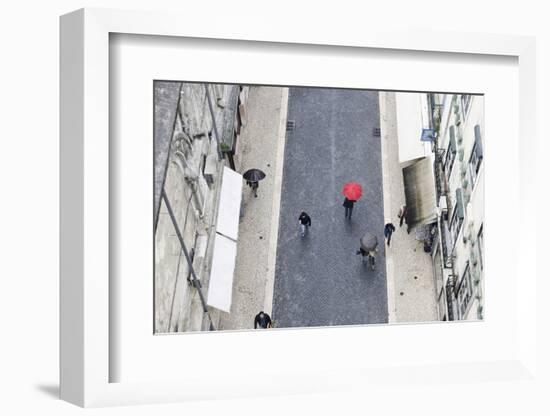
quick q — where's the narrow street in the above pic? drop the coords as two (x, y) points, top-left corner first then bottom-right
(272, 87), (388, 328)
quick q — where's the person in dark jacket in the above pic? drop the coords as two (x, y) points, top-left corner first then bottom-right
(298, 211), (312, 237)
(254, 311), (272, 329)
(356, 246), (376, 270)
(343, 198), (356, 219)
(384, 223), (396, 246)
(246, 180), (259, 197)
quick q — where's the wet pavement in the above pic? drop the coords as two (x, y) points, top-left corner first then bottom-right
(272, 87), (388, 328)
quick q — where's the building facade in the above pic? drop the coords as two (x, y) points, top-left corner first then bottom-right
(429, 93), (484, 321)
(154, 82), (248, 333)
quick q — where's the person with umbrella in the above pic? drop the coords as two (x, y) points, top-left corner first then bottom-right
(357, 231), (378, 270)
(342, 182), (362, 220)
(243, 168), (266, 198)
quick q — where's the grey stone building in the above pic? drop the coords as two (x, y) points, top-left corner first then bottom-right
(154, 81), (248, 333)
(395, 92), (484, 322)
(428, 93), (485, 321)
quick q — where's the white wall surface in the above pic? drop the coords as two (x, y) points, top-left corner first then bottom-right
(0, 0), (548, 415)
(395, 92), (430, 162)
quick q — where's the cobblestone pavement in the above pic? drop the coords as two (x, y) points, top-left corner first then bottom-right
(379, 92), (438, 323)
(272, 87), (388, 328)
(218, 86), (288, 331)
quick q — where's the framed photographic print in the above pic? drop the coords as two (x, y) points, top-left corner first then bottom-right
(151, 81), (484, 334)
(60, 7), (537, 408)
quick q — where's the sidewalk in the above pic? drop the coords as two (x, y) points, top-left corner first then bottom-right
(218, 86), (289, 330)
(379, 92), (438, 324)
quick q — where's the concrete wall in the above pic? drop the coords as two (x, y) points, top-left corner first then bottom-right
(395, 92), (432, 163)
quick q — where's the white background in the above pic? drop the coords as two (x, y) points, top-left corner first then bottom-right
(1, 0), (548, 415)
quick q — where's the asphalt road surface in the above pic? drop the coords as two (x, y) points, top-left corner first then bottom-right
(272, 87), (388, 328)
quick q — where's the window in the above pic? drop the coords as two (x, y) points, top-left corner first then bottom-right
(450, 209), (463, 247)
(477, 225), (484, 270)
(469, 125), (483, 186)
(469, 146), (481, 185)
(450, 188), (465, 246)
(445, 278), (455, 321)
(440, 215), (453, 267)
(444, 125), (457, 180)
(461, 95), (472, 118)
(456, 263), (473, 319)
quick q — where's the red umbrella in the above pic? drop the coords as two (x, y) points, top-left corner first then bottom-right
(342, 182), (362, 200)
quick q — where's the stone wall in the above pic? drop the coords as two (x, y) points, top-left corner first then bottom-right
(154, 82), (242, 333)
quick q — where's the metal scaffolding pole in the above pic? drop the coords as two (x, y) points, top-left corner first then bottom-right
(161, 189), (215, 331)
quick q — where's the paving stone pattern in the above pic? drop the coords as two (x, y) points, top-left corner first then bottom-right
(218, 86), (286, 330)
(272, 87), (388, 328)
(379, 92), (438, 323)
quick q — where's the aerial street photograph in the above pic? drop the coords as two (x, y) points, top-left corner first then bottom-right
(153, 81), (484, 333)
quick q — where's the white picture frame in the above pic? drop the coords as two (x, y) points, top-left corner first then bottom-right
(60, 8), (537, 408)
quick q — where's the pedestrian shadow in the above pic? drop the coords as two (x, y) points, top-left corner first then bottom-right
(353, 253), (380, 277)
(342, 219), (368, 241)
(298, 233), (313, 249)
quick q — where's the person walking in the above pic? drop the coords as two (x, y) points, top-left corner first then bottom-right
(343, 197), (356, 219)
(298, 211), (312, 237)
(384, 223), (396, 246)
(398, 206), (407, 227)
(243, 169), (265, 198)
(254, 311), (273, 329)
(356, 247), (376, 270)
(246, 180), (259, 197)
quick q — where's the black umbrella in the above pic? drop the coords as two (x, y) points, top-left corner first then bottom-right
(360, 232), (378, 252)
(243, 168), (266, 182)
